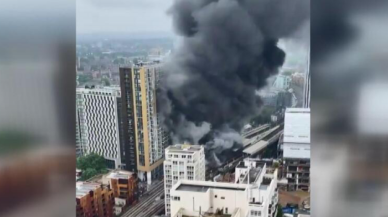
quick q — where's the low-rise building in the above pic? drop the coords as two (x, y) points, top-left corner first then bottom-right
(76, 182), (114, 217)
(106, 171), (139, 204)
(170, 159), (278, 217)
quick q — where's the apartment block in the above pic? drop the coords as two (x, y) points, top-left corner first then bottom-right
(107, 171), (139, 205)
(76, 86), (124, 169)
(170, 159), (278, 217)
(76, 182), (115, 217)
(282, 108), (310, 191)
(120, 62), (168, 184)
(164, 144), (206, 216)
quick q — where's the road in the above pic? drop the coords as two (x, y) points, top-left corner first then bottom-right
(121, 180), (165, 217)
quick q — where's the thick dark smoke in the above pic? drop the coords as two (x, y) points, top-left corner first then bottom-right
(158, 0), (309, 165)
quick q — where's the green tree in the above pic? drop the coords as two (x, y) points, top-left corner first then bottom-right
(77, 153), (108, 180)
(277, 204), (283, 217)
(81, 168), (98, 180)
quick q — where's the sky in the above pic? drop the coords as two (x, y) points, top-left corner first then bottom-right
(77, 0), (174, 35)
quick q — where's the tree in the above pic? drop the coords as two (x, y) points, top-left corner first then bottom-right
(77, 153), (108, 180)
(81, 168), (98, 180)
(277, 204), (284, 217)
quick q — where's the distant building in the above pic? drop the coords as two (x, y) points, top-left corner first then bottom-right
(291, 73), (305, 86)
(164, 144), (206, 216)
(282, 108), (310, 191)
(170, 159), (279, 217)
(120, 62), (168, 184)
(273, 74), (291, 90)
(76, 182), (114, 217)
(76, 86), (124, 169)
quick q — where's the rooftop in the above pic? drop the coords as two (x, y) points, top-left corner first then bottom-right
(107, 170), (133, 180)
(175, 181), (246, 193)
(76, 182), (101, 199)
(167, 143), (203, 153)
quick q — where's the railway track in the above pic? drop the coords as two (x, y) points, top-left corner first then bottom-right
(121, 181), (165, 217)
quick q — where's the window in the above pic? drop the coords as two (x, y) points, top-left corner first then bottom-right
(250, 210), (261, 216)
(172, 196), (180, 201)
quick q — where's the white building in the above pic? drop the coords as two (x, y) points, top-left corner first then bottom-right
(164, 144), (206, 216)
(170, 159), (278, 217)
(76, 86), (124, 169)
(282, 108), (310, 191)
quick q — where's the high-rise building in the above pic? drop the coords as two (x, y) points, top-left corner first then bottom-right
(120, 62), (167, 184)
(282, 108), (310, 191)
(76, 182), (115, 217)
(76, 86), (125, 169)
(169, 159), (279, 217)
(119, 68), (138, 172)
(164, 144), (206, 216)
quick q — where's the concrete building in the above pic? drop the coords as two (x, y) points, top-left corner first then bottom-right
(282, 108), (310, 191)
(76, 182), (115, 217)
(120, 62), (168, 184)
(76, 86), (124, 169)
(164, 144), (206, 216)
(170, 159), (279, 217)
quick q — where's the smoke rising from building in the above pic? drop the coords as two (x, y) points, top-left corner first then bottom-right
(158, 0), (309, 165)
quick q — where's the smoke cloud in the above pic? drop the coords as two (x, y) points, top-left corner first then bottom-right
(158, 0), (309, 162)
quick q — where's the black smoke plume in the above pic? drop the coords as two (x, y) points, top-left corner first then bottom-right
(158, 0), (309, 165)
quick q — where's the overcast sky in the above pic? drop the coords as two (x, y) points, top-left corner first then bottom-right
(77, 0), (174, 35)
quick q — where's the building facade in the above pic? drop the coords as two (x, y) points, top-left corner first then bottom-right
(282, 108), (310, 191)
(170, 159), (278, 217)
(164, 144), (206, 216)
(76, 87), (124, 169)
(120, 62), (168, 184)
(106, 171), (139, 204)
(119, 68), (138, 172)
(76, 182), (115, 217)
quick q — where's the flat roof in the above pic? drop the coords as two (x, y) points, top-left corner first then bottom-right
(107, 171), (133, 179)
(76, 182), (100, 198)
(283, 143), (310, 159)
(176, 184), (246, 192)
(167, 144), (202, 153)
